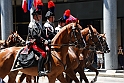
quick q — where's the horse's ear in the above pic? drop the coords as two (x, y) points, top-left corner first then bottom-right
(15, 31), (17, 33)
(88, 25), (94, 36)
(102, 33), (106, 37)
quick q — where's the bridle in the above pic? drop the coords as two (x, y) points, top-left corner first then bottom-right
(97, 34), (110, 53)
(6, 32), (25, 47)
(69, 24), (86, 48)
(84, 29), (103, 51)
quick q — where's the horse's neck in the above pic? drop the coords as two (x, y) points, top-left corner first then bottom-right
(52, 24), (74, 65)
(69, 46), (81, 56)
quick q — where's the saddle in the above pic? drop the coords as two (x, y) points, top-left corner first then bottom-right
(18, 49), (38, 68)
(11, 46), (52, 72)
(11, 47), (38, 71)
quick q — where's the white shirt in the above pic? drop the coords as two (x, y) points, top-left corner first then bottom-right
(55, 25), (61, 33)
(44, 20), (54, 33)
(97, 54), (103, 58)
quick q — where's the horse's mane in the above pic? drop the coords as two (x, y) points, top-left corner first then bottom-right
(52, 23), (76, 48)
(81, 25), (98, 36)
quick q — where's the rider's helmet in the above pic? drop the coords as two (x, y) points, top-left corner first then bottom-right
(58, 17), (66, 23)
(32, 0), (43, 16)
(45, 0), (55, 18)
(63, 9), (78, 24)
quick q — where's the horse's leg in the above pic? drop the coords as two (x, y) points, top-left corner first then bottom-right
(77, 68), (89, 83)
(48, 76), (57, 83)
(30, 76), (38, 83)
(18, 73), (26, 83)
(65, 74), (71, 83)
(32, 76), (39, 83)
(66, 69), (80, 83)
(87, 65), (99, 83)
(8, 71), (18, 83)
(57, 73), (68, 83)
(36, 76), (39, 83)
(33, 76), (37, 83)
(26, 75), (32, 83)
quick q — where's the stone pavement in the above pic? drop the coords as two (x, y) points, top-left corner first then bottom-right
(84, 69), (124, 78)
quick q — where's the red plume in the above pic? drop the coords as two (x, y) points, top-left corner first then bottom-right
(37, 0), (43, 6)
(48, 0), (55, 8)
(66, 15), (77, 24)
(64, 9), (71, 17)
(34, 0), (43, 8)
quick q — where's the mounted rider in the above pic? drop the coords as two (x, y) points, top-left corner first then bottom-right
(43, 0), (56, 40)
(27, 3), (49, 76)
(63, 9), (86, 47)
(55, 17), (66, 33)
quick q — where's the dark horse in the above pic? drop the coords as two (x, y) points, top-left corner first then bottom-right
(74, 25), (110, 83)
(0, 23), (83, 83)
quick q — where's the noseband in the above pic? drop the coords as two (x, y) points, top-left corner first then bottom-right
(86, 30), (103, 51)
(6, 33), (25, 46)
(70, 24), (86, 48)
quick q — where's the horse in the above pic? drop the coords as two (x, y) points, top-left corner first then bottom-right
(0, 31), (25, 82)
(0, 23), (83, 83)
(47, 25), (103, 83)
(23, 25), (105, 83)
(17, 23), (85, 83)
(0, 31), (25, 49)
(62, 25), (103, 83)
(74, 26), (110, 83)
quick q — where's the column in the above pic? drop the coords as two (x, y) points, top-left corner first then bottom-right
(121, 18), (124, 49)
(103, 0), (118, 69)
(1, 0), (13, 40)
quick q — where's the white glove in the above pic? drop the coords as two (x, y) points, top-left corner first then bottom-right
(44, 40), (48, 45)
(45, 46), (49, 51)
(26, 41), (30, 44)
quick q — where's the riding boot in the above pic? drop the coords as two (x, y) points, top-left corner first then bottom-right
(38, 56), (47, 77)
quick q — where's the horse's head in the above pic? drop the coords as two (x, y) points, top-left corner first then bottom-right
(5, 31), (25, 47)
(98, 33), (110, 53)
(81, 25), (103, 51)
(69, 23), (86, 48)
(52, 23), (85, 49)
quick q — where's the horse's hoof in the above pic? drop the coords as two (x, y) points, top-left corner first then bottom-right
(91, 81), (94, 83)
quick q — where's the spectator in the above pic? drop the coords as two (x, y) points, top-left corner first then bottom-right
(118, 45), (124, 69)
(96, 51), (104, 69)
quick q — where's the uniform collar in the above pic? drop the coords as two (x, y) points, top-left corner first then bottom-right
(57, 25), (61, 28)
(35, 20), (39, 23)
(47, 19), (52, 24)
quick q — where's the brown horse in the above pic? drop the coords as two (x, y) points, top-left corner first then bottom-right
(63, 25), (103, 83)
(18, 25), (104, 83)
(74, 27), (110, 83)
(49, 25), (102, 83)
(0, 31), (25, 82)
(18, 23), (85, 83)
(0, 23), (82, 83)
(0, 31), (25, 49)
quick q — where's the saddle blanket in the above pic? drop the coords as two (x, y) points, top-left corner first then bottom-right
(11, 47), (38, 71)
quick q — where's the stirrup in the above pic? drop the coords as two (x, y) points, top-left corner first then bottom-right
(38, 71), (48, 77)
